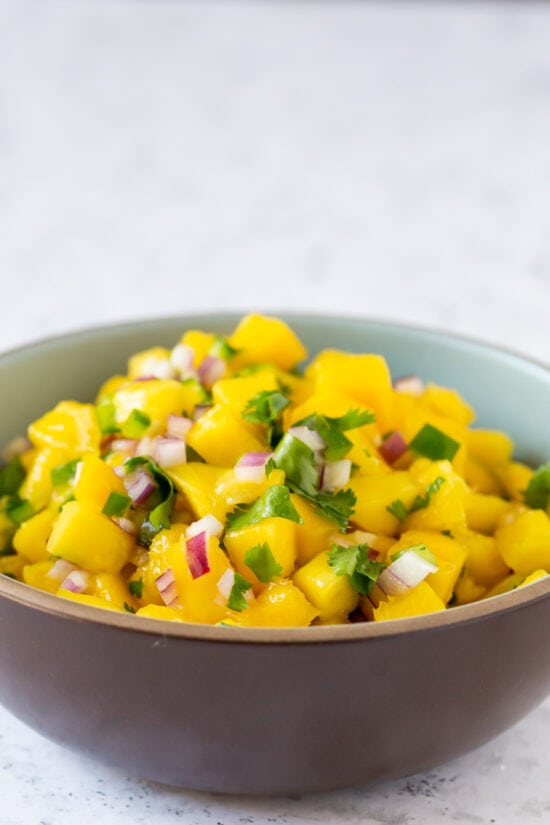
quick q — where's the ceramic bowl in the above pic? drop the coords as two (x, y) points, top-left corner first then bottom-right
(0, 314), (549, 795)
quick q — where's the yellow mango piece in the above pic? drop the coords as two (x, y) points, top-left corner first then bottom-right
(186, 405), (265, 466)
(291, 494), (338, 566)
(420, 384), (475, 426)
(58, 590), (122, 611)
(168, 463), (231, 521)
(373, 581), (445, 621)
(390, 395), (468, 475)
(74, 453), (126, 511)
(484, 573), (526, 599)
(236, 579), (318, 627)
(276, 370), (313, 406)
(499, 461), (533, 502)
(12, 508), (57, 563)
(520, 569), (549, 588)
(127, 347), (171, 379)
(453, 572), (486, 605)
(216, 468), (286, 514)
(180, 330), (216, 367)
(0, 555), (26, 579)
(96, 375), (127, 402)
(47, 501), (134, 573)
(212, 368), (280, 412)
(348, 472), (419, 536)
(462, 455), (502, 495)
(468, 429), (514, 468)
(224, 517), (297, 592)
(229, 314), (307, 372)
(22, 559), (60, 593)
(137, 604), (184, 621)
(454, 528), (509, 587)
(464, 493), (510, 535)
(293, 551), (358, 622)
(305, 351), (394, 432)
(404, 459), (467, 533)
(19, 447), (70, 512)
(112, 379), (203, 427)
(93, 573), (137, 611)
(28, 401), (100, 453)
(388, 529), (467, 604)
(496, 509), (550, 574)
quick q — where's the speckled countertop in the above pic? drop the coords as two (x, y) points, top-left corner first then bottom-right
(1, 1), (550, 822)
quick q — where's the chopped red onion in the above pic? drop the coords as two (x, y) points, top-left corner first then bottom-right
(193, 404), (212, 421)
(216, 568), (235, 600)
(60, 570), (90, 594)
(234, 451), (273, 483)
(393, 375), (424, 396)
(185, 531), (211, 579)
(124, 468), (157, 505)
(321, 459), (352, 492)
(170, 344), (195, 377)
(166, 414), (193, 439)
(377, 550), (438, 597)
(112, 516), (137, 535)
(136, 435), (155, 457)
(138, 356), (177, 381)
(155, 568), (179, 606)
(47, 559), (78, 581)
(186, 514), (223, 539)
(152, 436), (187, 468)
(197, 355), (226, 386)
(110, 438), (138, 456)
(288, 426), (326, 452)
(379, 431), (408, 465)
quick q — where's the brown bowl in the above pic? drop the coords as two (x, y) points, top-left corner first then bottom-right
(0, 314), (549, 795)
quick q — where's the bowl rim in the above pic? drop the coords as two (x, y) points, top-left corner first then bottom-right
(1, 311), (549, 645)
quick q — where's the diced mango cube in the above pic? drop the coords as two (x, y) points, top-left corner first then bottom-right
(404, 459), (467, 533)
(293, 551), (358, 621)
(186, 405), (265, 465)
(74, 453), (126, 511)
(224, 517), (297, 592)
(348, 472), (419, 536)
(464, 492), (510, 535)
(372, 581), (445, 621)
(28, 401), (100, 453)
(13, 507), (57, 563)
(388, 529), (467, 604)
(291, 494), (338, 566)
(236, 579), (318, 627)
(496, 509), (550, 574)
(229, 314), (307, 372)
(112, 379), (202, 427)
(47, 501), (134, 573)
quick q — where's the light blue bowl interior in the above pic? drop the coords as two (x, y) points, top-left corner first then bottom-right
(1, 314), (548, 466)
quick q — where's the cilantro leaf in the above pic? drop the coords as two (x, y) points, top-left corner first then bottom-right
(300, 488), (356, 532)
(387, 499), (409, 522)
(209, 335), (239, 361)
(121, 409), (150, 439)
(51, 458), (80, 488)
(226, 485), (302, 532)
(244, 542), (283, 582)
(102, 491), (131, 517)
(128, 577), (144, 599)
(5, 497), (34, 526)
(124, 456), (175, 545)
(227, 572), (253, 611)
(0, 456), (26, 496)
(242, 390), (290, 447)
(408, 476), (445, 514)
(272, 433), (320, 496)
(391, 543), (438, 567)
(293, 408), (375, 461)
(95, 397), (119, 435)
(524, 463), (550, 510)
(409, 424), (460, 461)
(123, 602), (136, 614)
(327, 543), (385, 595)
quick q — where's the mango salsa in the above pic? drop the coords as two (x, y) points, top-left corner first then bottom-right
(0, 313), (548, 626)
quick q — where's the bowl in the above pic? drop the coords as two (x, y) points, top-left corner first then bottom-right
(0, 313), (549, 795)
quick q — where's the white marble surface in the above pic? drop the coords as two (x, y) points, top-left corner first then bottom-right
(1, 0), (550, 822)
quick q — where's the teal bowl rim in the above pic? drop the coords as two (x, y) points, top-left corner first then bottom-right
(0, 312), (549, 645)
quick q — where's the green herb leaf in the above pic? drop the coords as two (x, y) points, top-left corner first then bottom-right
(227, 572), (253, 611)
(386, 499), (409, 522)
(390, 543), (438, 567)
(244, 542), (283, 582)
(272, 433), (320, 496)
(294, 408), (375, 461)
(409, 424), (460, 461)
(226, 485), (302, 532)
(123, 602), (136, 614)
(124, 456), (175, 545)
(5, 497), (34, 526)
(242, 390), (290, 446)
(209, 335), (239, 361)
(300, 488), (357, 532)
(102, 491), (131, 517)
(408, 476), (446, 514)
(524, 463), (550, 510)
(51, 458), (80, 488)
(327, 543), (385, 595)
(0, 456), (26, 496)
(128, 577), (144, 599)
(121, 409), (151, 439)
(95, 397), (118, 435)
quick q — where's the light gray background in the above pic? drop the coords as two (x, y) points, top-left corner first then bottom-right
(0, 1), (549, 823)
